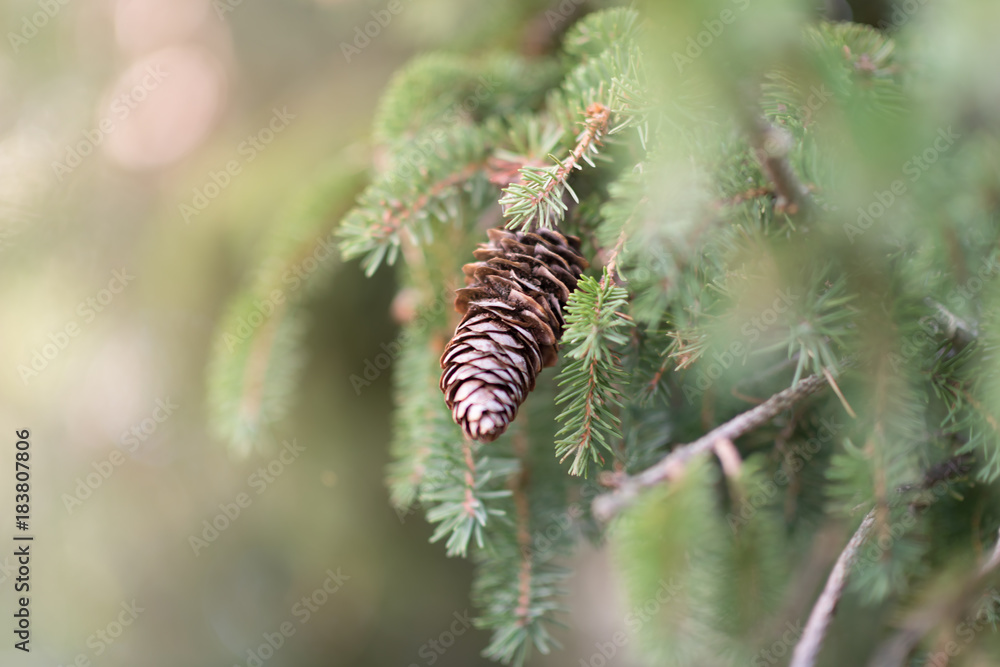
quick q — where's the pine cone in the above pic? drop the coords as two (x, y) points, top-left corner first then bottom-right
(440, 228), (588, 441)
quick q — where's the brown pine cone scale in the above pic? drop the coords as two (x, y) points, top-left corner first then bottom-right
(440, 228), (588, 441)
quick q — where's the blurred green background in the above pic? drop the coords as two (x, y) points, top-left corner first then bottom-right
(0, 0), (902, 666)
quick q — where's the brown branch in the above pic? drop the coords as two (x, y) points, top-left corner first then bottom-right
(592, 373), (829, 521)
(789, 450), (979, 667)
(714, 437), (743, 479)
(788, 509), (877, 667)
(558, 102), (611, 189)
(513, 494), (533, 626)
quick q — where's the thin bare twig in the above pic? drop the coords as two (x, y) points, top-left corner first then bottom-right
(592, 373), (829, 521)
(789, 455), (975, 667)
(788, 509), (877, 667)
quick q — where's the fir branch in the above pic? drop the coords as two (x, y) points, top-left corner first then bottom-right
(593, 373), (830, 521)
(339, 124), (497, 276)
(373, 54), (560, 144)
(383, 162), (487, 235)
(341, 158), (490, 276)
(788, 509), (877, 667)
(423, 437), (514, 558)
(951, 381), (1000, 482)
(476, 425), (568, 667)
(600, 225), (628, 283)
(554, 271), (633, 476)
(499, 102), (610, 231)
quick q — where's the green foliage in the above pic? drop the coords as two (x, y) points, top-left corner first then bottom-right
(561, 7), (643, 60)
(932, 321), (1000, 483)
(472, 435), (573, 664)
(338, 123), (498, 276)
(611, 458), (731, 665)
(554, 271), (632, 476)
(498, 8), (645, 232)
(372, 54), (560, 145)
(421, 441), (515, 558)
(209, 3), (1000, 665)
(387, 316), (517, 558)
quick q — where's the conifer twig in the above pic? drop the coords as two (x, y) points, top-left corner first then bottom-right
(775, 448), (974, 667)
(500, 102), (611, 230)
(714, 438), (743, 479)
(378, 161), (487, 240)
(592, 373), (829, 521)
(555, 273), (632, 476)
(788, 509), (876, 667)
